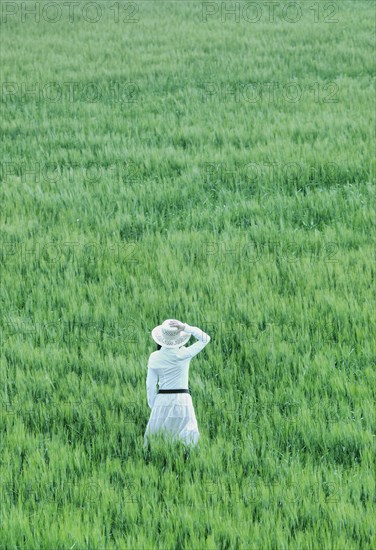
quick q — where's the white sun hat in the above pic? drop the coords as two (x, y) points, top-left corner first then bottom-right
(151, 319), (191, 348)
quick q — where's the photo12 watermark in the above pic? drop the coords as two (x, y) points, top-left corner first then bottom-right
(1, 1), (140, 24)
(0, 478), (137, 506)
(1, 160), (142, 185)
(198, 477), (341, 505)
(202, 399), (367, 428)
(200, 81), (339, 103)
(201, 2), (340, 24)
(1, 81), (139, 103)
(201, 160), (341, 188)
(0, 312), (140, 346)
(0, 397), (140, 425)
(0, 240), (139, 265)
(0, 480), (102, 504)
(189, 319), (342, 344)
(202, 240), (339, 263)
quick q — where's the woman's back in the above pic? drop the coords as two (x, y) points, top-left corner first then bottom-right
(148, 347), (191, 389)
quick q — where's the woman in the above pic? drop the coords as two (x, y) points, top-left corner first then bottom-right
(144, 319), (211, 447)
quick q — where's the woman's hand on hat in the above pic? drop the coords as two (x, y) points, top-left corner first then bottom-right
(169, 320), (185, 331)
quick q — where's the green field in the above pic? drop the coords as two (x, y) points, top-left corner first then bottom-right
(1, 0), (375, 548)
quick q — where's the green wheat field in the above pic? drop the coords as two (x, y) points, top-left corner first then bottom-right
(1, 0), (375, 548)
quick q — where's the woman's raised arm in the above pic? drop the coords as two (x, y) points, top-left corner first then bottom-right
(179, 322), (211, 359)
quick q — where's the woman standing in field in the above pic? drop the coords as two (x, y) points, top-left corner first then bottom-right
(144, 319), (211, 447)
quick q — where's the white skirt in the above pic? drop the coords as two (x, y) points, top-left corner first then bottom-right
(144, 393), (200, 446)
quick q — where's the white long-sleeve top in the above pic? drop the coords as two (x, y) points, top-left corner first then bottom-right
(146, 323), (211, 409)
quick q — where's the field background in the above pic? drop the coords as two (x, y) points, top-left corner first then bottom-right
(1, 0), (375, 548)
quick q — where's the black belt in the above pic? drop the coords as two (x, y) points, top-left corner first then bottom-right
(158, 389), (190, 394)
